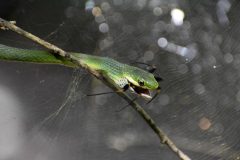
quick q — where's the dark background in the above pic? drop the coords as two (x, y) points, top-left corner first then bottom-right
(0, 0), (240, 160)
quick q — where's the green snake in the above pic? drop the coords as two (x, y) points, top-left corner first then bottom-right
(0, 44), (161, 100)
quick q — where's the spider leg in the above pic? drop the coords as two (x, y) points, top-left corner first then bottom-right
(87, 84), (129, 96)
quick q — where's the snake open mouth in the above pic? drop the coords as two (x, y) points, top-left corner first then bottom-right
(129, 83), (152, 99)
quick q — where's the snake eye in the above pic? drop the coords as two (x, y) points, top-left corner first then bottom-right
(138, 80), (144, 86)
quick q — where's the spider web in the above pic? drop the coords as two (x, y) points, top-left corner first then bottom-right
(0, 0), (240, 160)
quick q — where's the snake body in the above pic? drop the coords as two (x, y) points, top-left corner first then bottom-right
(0, 44), (159, 98)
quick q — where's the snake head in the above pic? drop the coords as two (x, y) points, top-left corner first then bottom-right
(124, 66), (161, 99)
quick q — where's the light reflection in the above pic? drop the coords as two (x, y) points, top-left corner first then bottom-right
(95, 15), (105, 23)
(224, 53), (233, 64)
(153, 7), (163, 16)
(101, 2), (111, 12)
(144, 50), (154, 61)
(107, 132), (137, 151)
(192, 64), (202, 74)
(137, 0), (147, 9)
(207, 55), (217, 66)
(92, 7), (102, 17)
(65, 7), (75, 18)
(99, 37), (113, 50)
(157, 37), (168, 48)
(194, 83), (206, 95)
(171, 8), (185, 26)
(99, 23), (109, 33)
(157, 37), (197, 61)
(199, 117), (211, 131)
(85, 0), (95, 11)
(178, 64), (189, 74)
(216, 0), (231, 25)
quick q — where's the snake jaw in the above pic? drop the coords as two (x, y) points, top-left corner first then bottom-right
(140, 92), (152, 99)
(129, 84), (152, 99)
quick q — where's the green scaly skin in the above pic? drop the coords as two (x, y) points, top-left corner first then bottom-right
(0, 44), (159, 97)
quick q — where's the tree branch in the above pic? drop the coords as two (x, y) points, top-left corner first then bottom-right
(0, 18), (191, 160)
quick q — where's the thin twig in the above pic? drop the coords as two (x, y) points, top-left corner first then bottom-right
(0, 18), (191, 160)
